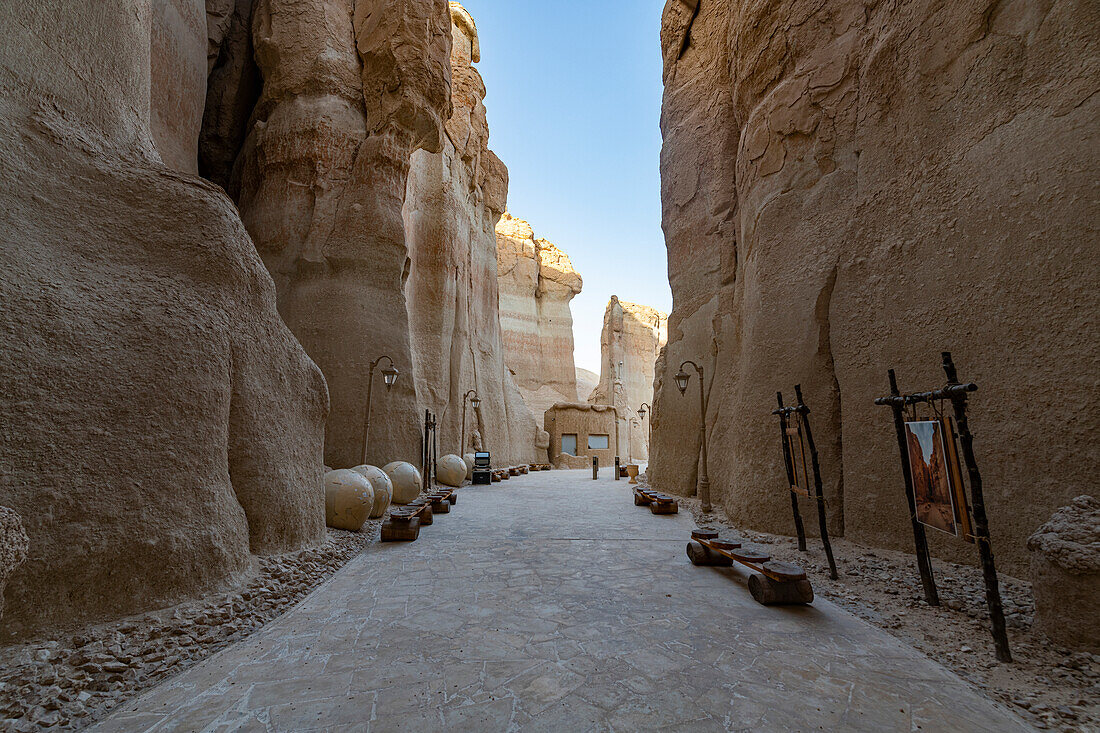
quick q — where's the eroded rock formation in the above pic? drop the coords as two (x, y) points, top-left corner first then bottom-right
(497, 213), (584, 418)
(0, 509), (29, 625)
(1028, 496), (1100, 652)
(589, 297), (668, 462)
(0, 1), (327, 638)
(234, 0), (453, 469)
(650, 0), (1100, 572)
(403, 3), (544, 465)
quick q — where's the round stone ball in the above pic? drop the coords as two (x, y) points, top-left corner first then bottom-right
(383, 461), (423, 504)
(350, 465), (393, 518)
(324, 469), (374, 532)
(463, 453), (476, 480)
(436, 454), (467, 487)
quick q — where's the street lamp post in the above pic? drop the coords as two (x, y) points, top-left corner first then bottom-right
(460, 389), (481, 454)
(637, 402), (651, 458)
(674, 361), (711, 513)
(361, 355), (399, 464)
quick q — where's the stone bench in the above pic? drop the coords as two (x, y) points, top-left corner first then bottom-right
(687, 529), (813, 605)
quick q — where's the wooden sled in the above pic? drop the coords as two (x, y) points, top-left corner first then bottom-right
(633, 488), (678, 514)
(687, 529), (813, 605)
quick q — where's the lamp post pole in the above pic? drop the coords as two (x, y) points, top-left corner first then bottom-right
(637, 402), (651, 459)
(460, 389), (481, 454)
(361, 355), (399, 465)
(675, 361), (711, 513)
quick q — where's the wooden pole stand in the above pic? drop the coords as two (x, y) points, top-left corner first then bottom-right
(794, 385), (838, 580)
(774, 392), (808, 552)
(941, 352), (1011, 662)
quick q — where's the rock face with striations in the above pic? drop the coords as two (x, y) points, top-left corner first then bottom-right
(497, 212), (583, 419)
(0, 1), (327, 638)
(234, 0), (453, 469)
(650, 0), (1099, 573)
(589, 296), (667, 462)
(402, 4), (544, 465)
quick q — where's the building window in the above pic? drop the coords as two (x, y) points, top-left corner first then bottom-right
(561, 434), (577, 456)
(587, 434), (610, 450)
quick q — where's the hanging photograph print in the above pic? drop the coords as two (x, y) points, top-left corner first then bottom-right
(786, 424), (811, 498)
(904, 420), (958, 536)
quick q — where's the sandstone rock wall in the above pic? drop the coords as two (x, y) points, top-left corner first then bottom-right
(152, 0), (207, 173)
(576, 368), (600, 402)
(650, 0), (1100, 574)
(496, 213), (583, 418)
(233, 0), (453, 469)
(403, 3), (543, 466)
(0, 0), (327, 638)
(589, 297), (668, 462)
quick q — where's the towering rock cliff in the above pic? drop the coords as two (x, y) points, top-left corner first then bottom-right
(651, 0), (1100, 573)
(403, 3), (544, 464)
(496, 213), (584, 418)
(0, 0), (327, 638)
(589, 297), (668, 462)
(233, 0), (453, 469)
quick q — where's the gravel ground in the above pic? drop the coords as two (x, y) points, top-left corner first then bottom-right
(0, 523), (379, 731)
(667, 490), (1099, 732)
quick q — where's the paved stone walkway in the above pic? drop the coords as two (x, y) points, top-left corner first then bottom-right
(95, 469), (1031, 732)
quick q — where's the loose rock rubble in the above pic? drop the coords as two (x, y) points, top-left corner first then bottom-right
(675, 494), (1100, 732)
(0, 524), (377, 731)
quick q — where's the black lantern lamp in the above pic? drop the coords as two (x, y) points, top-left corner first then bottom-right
(676, 360), (711, 512)
(362, 355), (398, 464)
(674, 369), (690, 394)
(382, 364), (399, 390)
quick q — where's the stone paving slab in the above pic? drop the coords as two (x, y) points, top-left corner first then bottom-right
(94, 469), (1032, 732)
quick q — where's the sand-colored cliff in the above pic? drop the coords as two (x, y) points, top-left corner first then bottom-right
(0, 0), (327, 638)
(233, 0), (453, 469)
(403, 3), (545, 465)
(497, 213), (584, 419)
(589, 297), (667, 462)
(650, 0), (1100, 573)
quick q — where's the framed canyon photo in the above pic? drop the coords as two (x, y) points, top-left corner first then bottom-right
(904, 420), (958, 536)
(786, 424), (811, 498)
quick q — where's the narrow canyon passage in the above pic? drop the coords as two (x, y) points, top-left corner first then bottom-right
(93, 472), (1029, 732)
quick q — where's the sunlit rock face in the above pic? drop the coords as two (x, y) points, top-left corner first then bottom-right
(0, 1), (327, 639)
(496, 213), (583, 419)
(650, 0), (1100, 573)
(234, 0), (453, 469)
(589, 297), (667, 462)
(402, 3), (544, 466)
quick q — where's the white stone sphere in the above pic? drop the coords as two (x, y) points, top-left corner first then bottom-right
(463, 453), (476, 480)
(350, 465), (393, 518)
(437, 454), (467, 487)
(382, 461), (422, 504)
(324, 469), (374, 532)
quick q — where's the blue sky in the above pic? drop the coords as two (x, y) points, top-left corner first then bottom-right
(459, 0), (672, 374)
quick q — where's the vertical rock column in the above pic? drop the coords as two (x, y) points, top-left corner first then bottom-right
(496, 213), (583, 418)
(236, 0), (453, 468)
(403, 2), (544, 466)
(589, 297), (668, 462)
